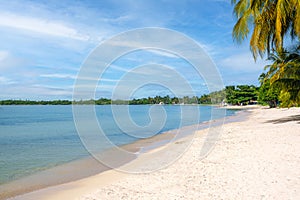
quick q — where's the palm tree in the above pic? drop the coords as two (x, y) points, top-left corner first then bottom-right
(264, 45), (300, 106)
(232, 0), (300, 59)
(232, 0), (300, 107)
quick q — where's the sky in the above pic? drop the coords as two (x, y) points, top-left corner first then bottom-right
(0, 0), (269, 100)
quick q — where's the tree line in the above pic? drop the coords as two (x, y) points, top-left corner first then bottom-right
(0, 84), (268, 106)
(0, 83), (290, 107)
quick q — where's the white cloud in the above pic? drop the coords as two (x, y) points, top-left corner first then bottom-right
(109, 64), (131, 72)
(146, 49), (178, 58)
(100, 15), (132, 23)
(0, 51), (9, 61)
(0, 76), (16, 85)
(197, 42), (218, 57)
(32, 84), (73, 90)
(110, 64), (199, 99)
(0, 50), (26, 70)
(100, 78), (118, 82)
(27, 84), (74, 97)
(40, 73), (77, 79)
(219, 52), (269, 72)
(0, 12), (89, 41)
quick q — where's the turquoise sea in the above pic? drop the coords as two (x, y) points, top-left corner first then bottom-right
(0, 105), (236, 185)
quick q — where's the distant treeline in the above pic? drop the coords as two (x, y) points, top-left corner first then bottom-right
(0, 97), (201, 105)
(0, 84), (263, 106)
(0, 99), (73, 105)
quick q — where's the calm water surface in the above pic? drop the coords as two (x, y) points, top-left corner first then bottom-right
(0, 105), (235, 184)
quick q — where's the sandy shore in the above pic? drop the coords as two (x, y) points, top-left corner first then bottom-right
(11, 107), (300, 199)
(219, 104), (266, 110)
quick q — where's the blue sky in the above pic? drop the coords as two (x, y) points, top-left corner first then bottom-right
(0, 0), (268, 100)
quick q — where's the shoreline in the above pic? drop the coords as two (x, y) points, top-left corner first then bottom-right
(0, 108), (245, 200)
(9, 107), (300, 199)
(217, 104), (267, 110)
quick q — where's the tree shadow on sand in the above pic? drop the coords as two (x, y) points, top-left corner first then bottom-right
(265, 114), (300, 124)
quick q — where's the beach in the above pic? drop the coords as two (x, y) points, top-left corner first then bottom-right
(10, 107), (300, 199)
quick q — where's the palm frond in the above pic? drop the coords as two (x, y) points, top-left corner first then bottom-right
(233, 13), (251, 43)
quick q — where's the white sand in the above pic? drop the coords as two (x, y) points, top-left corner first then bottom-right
(13, 107), (300, 200)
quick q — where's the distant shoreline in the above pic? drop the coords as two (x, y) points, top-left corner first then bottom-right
(217, 104), (267, 110)
(0, 100), (211, 106)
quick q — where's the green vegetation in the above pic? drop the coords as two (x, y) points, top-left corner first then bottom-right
(258, 73), (280, 108)
(0, 84), (262, 106)
(225, 85), (259, 105)
(232, 0), (300, 107)
(263, 47), (300, 107)
(0, 96), (198, 105)
(0, 99), (72, 105)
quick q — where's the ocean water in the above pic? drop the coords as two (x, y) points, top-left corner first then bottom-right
(0, 105), (235, 185)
